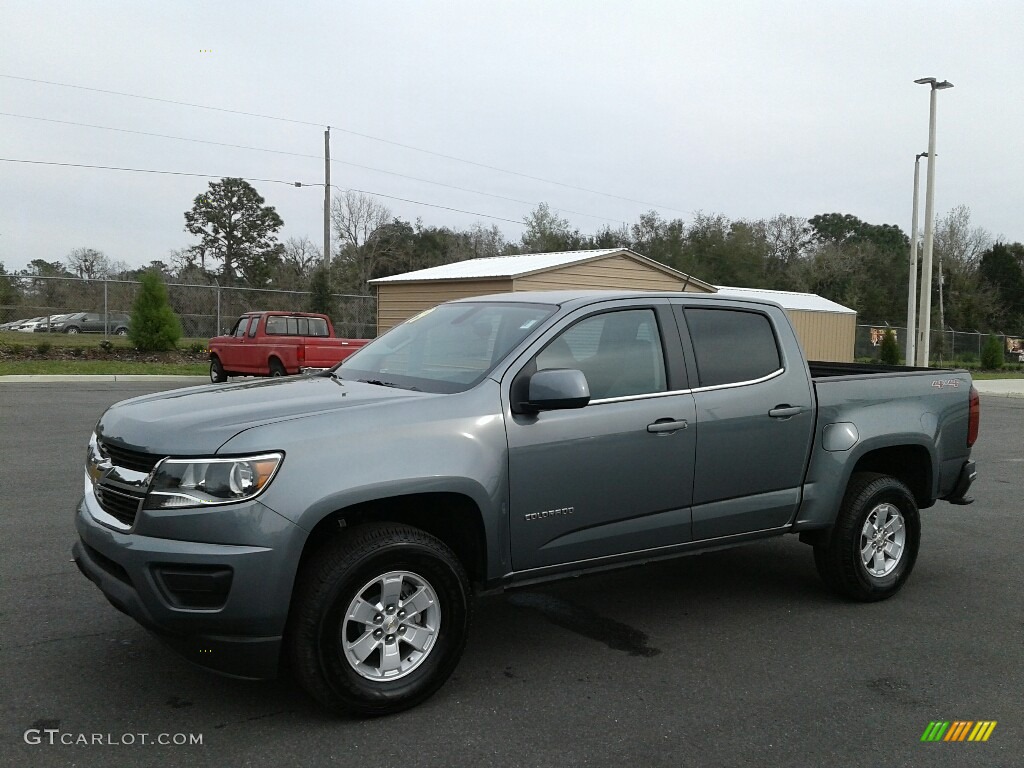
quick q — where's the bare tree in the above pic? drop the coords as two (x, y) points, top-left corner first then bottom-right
(331, 191), (392, 293)
(281, 236), (323, 276)
(66, 248), (111, 279)
(331, 191), (391, 252)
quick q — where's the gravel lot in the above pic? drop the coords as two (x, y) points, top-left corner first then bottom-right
(1, 382), (1020, 768)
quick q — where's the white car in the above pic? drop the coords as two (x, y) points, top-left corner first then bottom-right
(15, 316), (46, 332)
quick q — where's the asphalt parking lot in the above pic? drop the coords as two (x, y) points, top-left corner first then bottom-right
(1, 381), (1021, 768)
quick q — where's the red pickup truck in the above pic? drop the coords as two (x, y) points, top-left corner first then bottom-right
(207, 311), (369, 382)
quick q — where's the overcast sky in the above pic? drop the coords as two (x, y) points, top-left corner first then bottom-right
(2, 1), (1022, 274)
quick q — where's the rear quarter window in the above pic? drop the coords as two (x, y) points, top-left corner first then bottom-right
(685, 308), (782, 387)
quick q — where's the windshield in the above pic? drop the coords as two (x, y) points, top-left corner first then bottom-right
(337, 302), (555, 393)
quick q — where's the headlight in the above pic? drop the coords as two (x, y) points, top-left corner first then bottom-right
(144, 453), (283, 510)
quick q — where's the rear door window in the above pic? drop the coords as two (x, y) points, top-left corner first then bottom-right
(684, 308), (781, 387)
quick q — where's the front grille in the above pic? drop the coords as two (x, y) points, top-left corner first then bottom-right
(95, 485), (145, 527)
(99, 440), (164, 474)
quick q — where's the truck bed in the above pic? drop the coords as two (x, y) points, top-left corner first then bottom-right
(808, 360), (951, 379)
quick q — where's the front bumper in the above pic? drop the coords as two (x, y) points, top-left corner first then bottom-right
(72, 489), (305, 679)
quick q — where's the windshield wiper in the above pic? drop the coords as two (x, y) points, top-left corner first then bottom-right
(358, 378), (420, 392)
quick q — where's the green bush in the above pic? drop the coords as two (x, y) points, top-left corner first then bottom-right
(99, 339), (114, 352)
(980, 335), (1004, 370)
(188, 341), (206, 354)
(129, 271), (182, 352)
(35, 340), (52, 355)
(307, 266), (335, 318)
(880, 329), (900, 365)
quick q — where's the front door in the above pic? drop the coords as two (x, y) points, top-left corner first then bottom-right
(506, 302), (696, 572)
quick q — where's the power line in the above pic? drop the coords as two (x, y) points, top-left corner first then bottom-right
(0, 111), (625, 225)
(1, 73), (687, 214)
(0, 157), (525, 225)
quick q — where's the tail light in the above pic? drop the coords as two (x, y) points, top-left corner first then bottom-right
(967, 385), (980, 447)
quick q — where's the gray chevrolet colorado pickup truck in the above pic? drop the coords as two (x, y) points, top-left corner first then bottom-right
(73, 290), (979, 715)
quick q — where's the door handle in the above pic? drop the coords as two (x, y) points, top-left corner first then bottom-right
(647, 419), (688, 434)
(768, 405), (803, 418)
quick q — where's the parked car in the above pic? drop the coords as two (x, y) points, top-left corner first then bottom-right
(14, 316), (46, 332)
(207, 311), (369, 382)
(52, 312), (131, 335)
(0, 317), (29, 331)
(73, 291), (979, 716)
(32, 314), (74, 332)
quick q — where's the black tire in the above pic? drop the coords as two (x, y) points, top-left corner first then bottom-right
(814, 472), (920, 602)
(64, 326), (80, 334)
(286, 523), (471, 717)
(269, 358), (287, 377)
(114, 327), (128, 336)
(209, 355), (228, 383)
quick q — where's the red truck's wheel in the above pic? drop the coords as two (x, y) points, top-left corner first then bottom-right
(210, 356), (228, 383)
(286, 523), (471, 716)
(814, 472), (920, 602)
(269, 358), (287, 377)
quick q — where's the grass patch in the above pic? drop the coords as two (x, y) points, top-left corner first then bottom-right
(970, 371), (1024, 380)
(0, 360), (208, 376)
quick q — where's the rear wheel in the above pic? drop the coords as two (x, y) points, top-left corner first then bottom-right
(64, 326), (80, 334)
(114, 327), (128, 336)
(209, 355), (228, 383)
(269, 358), (287, 377)
(287, 523), (471, 716)
(814, 472), (920, 601)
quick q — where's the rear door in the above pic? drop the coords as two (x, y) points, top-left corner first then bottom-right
(505, 299), (697, 572)
(674, 303), (815, 539)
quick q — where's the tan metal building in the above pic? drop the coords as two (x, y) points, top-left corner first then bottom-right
(369, 249), (856, 361)
(369, 248), (715, 333)
(713, 286), (856, 361)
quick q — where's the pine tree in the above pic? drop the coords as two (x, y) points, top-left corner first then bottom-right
(880, 328), (900, 365)
(981, 334), (1004, 370)
(307, 266), (335, 319)
(129, 271), (182, 351)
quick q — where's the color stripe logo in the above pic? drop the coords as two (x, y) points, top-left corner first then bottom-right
(921, 721), (997, 742)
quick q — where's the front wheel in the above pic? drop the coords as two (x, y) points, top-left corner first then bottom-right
(286, 523), (471, 716)
(209, 356), (228, 383)
(64, 326), (80, 334)
(814, 472), (920, 602)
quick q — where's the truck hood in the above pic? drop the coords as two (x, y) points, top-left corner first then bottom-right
(96, 375), (433, 456)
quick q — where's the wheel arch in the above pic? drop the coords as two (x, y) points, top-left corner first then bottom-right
(295, 492), (489, 588)
(847, 443), (933, 509)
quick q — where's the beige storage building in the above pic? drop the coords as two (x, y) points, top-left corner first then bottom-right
(369, 248), (715, 333)
(713, 286), (856, 362)
(369, 249), (856, 362)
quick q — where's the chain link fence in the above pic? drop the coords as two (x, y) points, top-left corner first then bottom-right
(857, 324), (1024, 365)
(0, 274), (376, 339)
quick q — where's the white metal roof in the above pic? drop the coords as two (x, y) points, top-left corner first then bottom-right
(713, 285), (856, 314)
(370, 249), (645, 283)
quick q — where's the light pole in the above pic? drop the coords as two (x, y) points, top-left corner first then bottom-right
(914, 77), (953, 367)
(905, 151), (927, 364)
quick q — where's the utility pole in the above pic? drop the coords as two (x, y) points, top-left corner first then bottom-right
(906, 152), (927, 364)
(324, 127), (331, 271)
(914, 77), (953, 367)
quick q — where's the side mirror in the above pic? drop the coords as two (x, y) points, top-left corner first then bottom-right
(522, 368), (590, 412)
